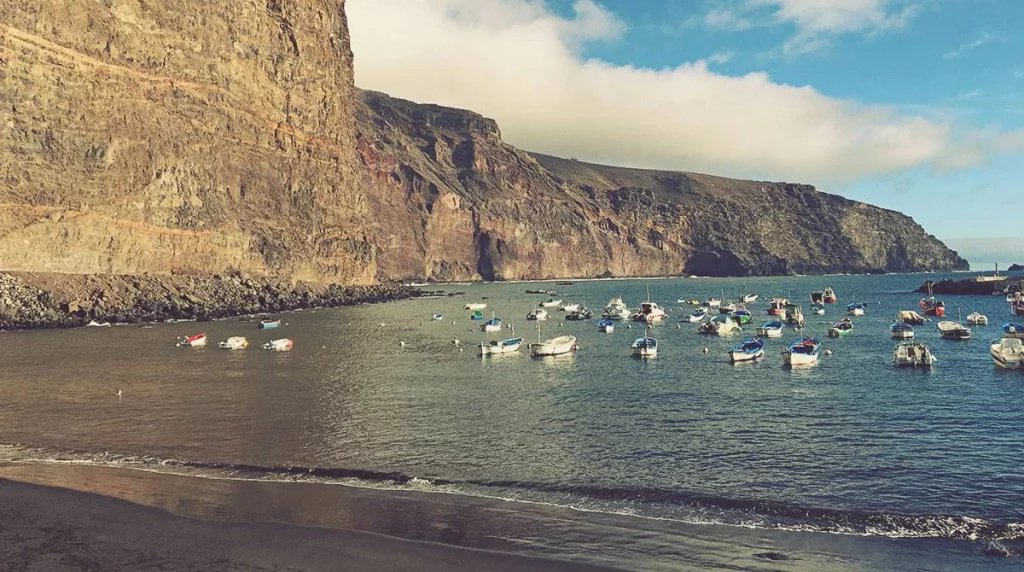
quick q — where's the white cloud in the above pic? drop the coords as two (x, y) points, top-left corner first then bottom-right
(703, 9), (755, 31)
(708, 50), (736, 64)
(347, 0), (1023, 183)
(942, 32), (1006, 60)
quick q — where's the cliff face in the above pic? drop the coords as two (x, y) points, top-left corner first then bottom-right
(0, 0), (376, 283)
(356, 90), (968, 280)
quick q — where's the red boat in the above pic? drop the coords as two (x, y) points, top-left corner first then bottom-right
(822, 287), (837, 304)
(1013, 301), (1024, 316)
(919, 296), (945, 317)
(176, 332), (207, 347)
(768, 298), (788, 316)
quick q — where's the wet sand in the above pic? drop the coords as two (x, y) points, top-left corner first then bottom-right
(0, 463), (1015, 571)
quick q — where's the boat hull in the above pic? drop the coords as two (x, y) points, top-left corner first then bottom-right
(632, 347), (657, 359)
(755, 328), (783, 338)
(480, 341), (523, 356)
(891, 331), (915, 339)
(729, 349), (764, 362)
(783, 352), (819, 366)
(530, 336), (577, 357)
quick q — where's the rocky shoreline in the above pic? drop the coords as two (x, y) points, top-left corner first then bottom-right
(0, 273), (424, 330)
(917, 276), (1024, 296)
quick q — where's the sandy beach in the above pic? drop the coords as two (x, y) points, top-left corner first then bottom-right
(0, 462), (1014, 571)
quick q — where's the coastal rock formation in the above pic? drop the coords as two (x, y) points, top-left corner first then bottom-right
(0, 0), (375, 283)
(356, 91), (968, 280)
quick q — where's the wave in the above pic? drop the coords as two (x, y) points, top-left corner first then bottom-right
(1, 443), (1020, 543)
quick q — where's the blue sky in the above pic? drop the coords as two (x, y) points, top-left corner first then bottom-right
(348, 0), (1023, 263)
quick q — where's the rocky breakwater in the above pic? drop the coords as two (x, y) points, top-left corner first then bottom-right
(0, 273), (420, 330)
(917, 277), (1024, 296)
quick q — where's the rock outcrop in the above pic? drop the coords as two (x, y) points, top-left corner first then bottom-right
(356, 91), (968, 280)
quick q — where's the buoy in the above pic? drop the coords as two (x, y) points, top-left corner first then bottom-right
(453, 338), (460, 346)
(824, 349), (833, 356)
(676, 324), (680, 329)
(400, 341), (406, 347)
(702, 346), (709, 354)
(459, 348), (463, 352)
(452, 321), (456, 325)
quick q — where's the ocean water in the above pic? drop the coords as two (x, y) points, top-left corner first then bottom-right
(1, 273), (1022, 561)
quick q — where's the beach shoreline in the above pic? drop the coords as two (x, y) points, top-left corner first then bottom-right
(0, 462), (1015, 571)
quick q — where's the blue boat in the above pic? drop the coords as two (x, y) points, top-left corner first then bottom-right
(730, 309), (752, 324)
(259, 319), (281, 329)
(597, 318), (615, 333)
(1002, 323), (1024, 339)
(728, 337), (765, 362)
(755, 320), (783, 338)
(482, 317), (503, 332)
(685, 308), (708, 323)
(846, 302), (866, 316)
(631, 336), (658, 358)
(430, 313), (444, 321)
(891, 323), (915, 339)
(471, 310), (484, 320)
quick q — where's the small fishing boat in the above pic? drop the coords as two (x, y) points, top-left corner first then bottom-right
(603, 297), (631, 320)
(525, 289), (552, 295)
(810, 304), (825, 315)
(677, 298), (700, 305)
(482, 316), (503, 333)
(685, 308), (708, 323)
(719, 301), (737, 315)
(526, 309), (549, 321)
(430, 313), (444, 321)
(465, 302), (488, 311)
(86, 320), (111, 327)
(810, 291), (824, 305)
(782, 337), (821, 366)
(784, 304), (805, 327)
(530, 335), (577, 357)
(846, 302), (865, 316)
(937, 320), (971, 340)
(176, 333), (207, 348)
(470, 310), (484, 321)
(259, 319), (281, 329)
(565, 307), (593, 321)
(1013, 300), (1024, 316)
(597, 318), (615, 333)
(742, 293), (758, 303)
(990, 337), (1024, 369)
(699, 314), (739, 336)
(966, 312), (988, 325)
(730, 309), (753, 325)
(540, 298), (563, 308)
(704, 297), (721, 308)
(822, 287), (837, 304)
(729, 337), (765, 362)
(480, 336), (524, 356)
(919, 296), (945, 317)
(262, 338), (294, 351)
(559, 302), (581, 313)
(828, 318), (853, 338)
(897, 310), (928, 324)
(768, 298), (788, 316)
(893, 342), (937, 368)
(891, 323), (915, 339)
(755, 320), (784, 338)
(631, 334), (658, 359)
(217, 336), (249, 350)
(633, 286), (666, 324)
(1001, 323), (1024, 339)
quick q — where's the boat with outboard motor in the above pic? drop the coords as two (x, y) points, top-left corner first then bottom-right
(893, 342), (936, 368)
(782, 336), (821, 366)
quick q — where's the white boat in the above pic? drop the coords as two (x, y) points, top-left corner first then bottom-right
(530, 335), (577, 357)
(698, 314), (738, 336)
(784, 304), (805, 327)
(686, 308), (708, 323)
(936, 320), (972, 340)
(597, 318), (615, 333)
(217, 336), (249, 350)
(631, 335), (658, 359)
(705, 297), (721, 308)
(810, 304), (825, 316)
(729, 337), (765, 362)
(602, 297), (631, 320)
(465, 302), (487, 311)
(893, 342), (937, 368)
(891, 323), (915, 339)
(262, 338), (294, 351)
(482, 316), (503, 333)
(782, 337), (821, 366)
(719, 301), (737, 314)
(559, 302), (581, 313)
(897, 310), (928, 324)
(742, 293), (758, 303)
(966, 312), (988, 325)
(176, 333), (207, 347)
(990, 337), (1024, 369)
(526, 309), (549, 321)
(633, 301), (666, 324)
(86, 320), (111, 327)
(480, 336), (524, 356)
(540, 299), (563, 308)
(430, 313), (444, 321)
(755, 321), (784, 338)
(846, 302), (865, 316)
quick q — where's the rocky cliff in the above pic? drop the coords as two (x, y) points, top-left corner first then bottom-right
(356, 91), (968, 280)
(1, 0), (967, 288)
(0, 0), (375, 284)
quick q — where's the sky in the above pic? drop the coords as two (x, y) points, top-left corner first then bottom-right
(346, 0), (1024, 267)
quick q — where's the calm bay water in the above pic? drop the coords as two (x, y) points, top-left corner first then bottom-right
(1, 273), (1022, 547)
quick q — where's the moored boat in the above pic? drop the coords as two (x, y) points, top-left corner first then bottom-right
(633, 301), (666, 324)
(823, 287), (837, 304)
(893, 342), (936, 368)
(828, 318), (853, 337)
(846, 302), (865, 316)
(755, 320), (784, 338)
(259, 319), (281, 329)
(782, 337), (821, 366)
(482, 316), (503, 333)
(784, 304), (805, 327)
(1013, 299), (1024, 316)
(1001, 323), (1024, 339)
(937, 320), (971, 340)
(966, 312), (988, 325)
(480, 336), (524, 356)
(565, 307), (593, 321)
(891, 323), (915, 339)
(470, 310), (484, 321)
(897, 310), (928, 324)
(530, 335), (577, 357)
(631, 335), (658, 359)
(597, 318), (615, 333)
(704, 297), (721, 308)
(729, 337), (765, 362)
(810, 291), (824, 305)
(698, 314), (739, 336)
(685, 308), (708, 323)
(262, 338), (293, 351)
(86, 320), (111, 327)
(919, 296), (945, 317)
(990, 337), (1024, 369)
(559, 302), (581, 313)
(810, 304), (825, 315)
(768, 298), (788, 316)
(719, 301), (737, 315)
(742, 293), (758, 303)
(540, 298), (563, 308)
(730, 309), (753, 325)
(602, 297), (631, 320)
(176, 333), (207, 348)
(465, 302), (487, 311)
(430, 313), (444, 321)
(526, 309), (549, 321)
(217, 336), (248, 350)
